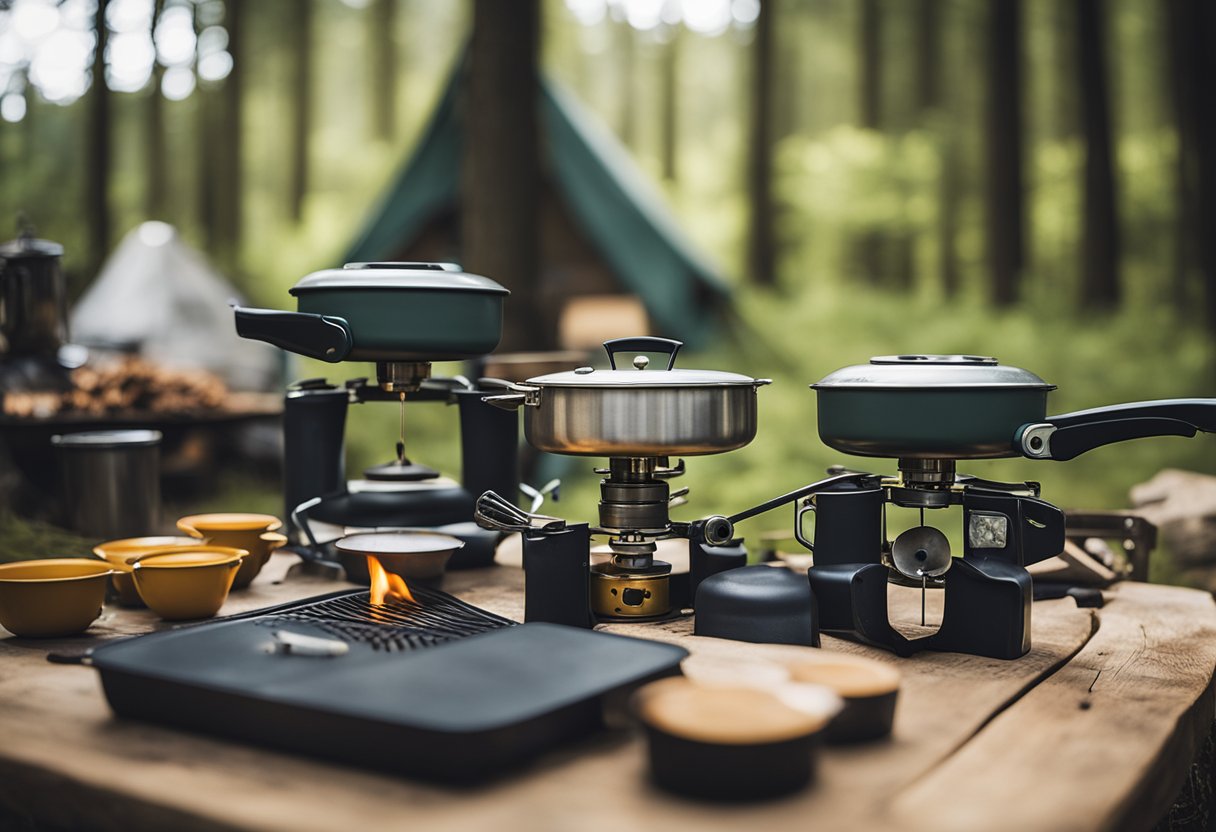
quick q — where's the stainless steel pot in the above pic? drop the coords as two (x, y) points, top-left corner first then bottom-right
(484, 337), (770, 457)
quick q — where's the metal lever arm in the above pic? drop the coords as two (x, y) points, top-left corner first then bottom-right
(692, 472), (877, 546)
(475, 491), (566, 533)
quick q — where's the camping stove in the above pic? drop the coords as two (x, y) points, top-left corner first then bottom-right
(475, 456), (746, 626)
(690, 460), (1065, 660)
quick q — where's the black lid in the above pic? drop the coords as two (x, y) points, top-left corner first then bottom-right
(0, 234), (64, 260)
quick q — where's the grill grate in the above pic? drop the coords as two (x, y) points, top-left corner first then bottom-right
(257, 585), (516, 652)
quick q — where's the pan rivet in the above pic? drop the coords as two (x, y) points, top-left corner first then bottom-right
(1030, 436), (1043, 450)
(325, 347), (335, 355)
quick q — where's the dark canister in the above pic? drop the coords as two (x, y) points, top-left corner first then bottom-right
(795, 487), (884, 565)
(789, 658), (900, 743)
(633, 677), (836, 802)
(0, 233), (68, 358)
(694, 564), (819, 647)
(52, 430), (161, 538)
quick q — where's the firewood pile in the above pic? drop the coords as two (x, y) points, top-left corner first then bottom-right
(1, 357), (228, 419)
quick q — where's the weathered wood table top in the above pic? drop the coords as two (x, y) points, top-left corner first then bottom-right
(1, 554), (1213, 832)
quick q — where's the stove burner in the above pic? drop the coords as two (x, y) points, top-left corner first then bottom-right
(258, 586), (515, 651)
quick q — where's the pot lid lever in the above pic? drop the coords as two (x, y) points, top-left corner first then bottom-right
(603, 336), (683, 371)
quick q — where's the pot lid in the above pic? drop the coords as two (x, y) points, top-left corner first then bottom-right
(52, 429), (163, 448)
(0, 234), (64, 260)
(526, 364), (762, 388)
(290, 262), (509, 295)
(812, 354), (1055, 390)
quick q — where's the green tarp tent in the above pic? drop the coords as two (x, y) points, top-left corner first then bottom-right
(344, 64), (732, 348)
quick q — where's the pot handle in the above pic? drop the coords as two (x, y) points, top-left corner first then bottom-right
(482, 392), (528, 410)
(603, 336), (683, 370)
(233, 306), (353, 362)
(1017, 398), (1216, 461)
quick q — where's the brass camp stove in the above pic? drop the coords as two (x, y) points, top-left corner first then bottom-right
(585, 456), (689, 620)
(475, 455), (747, 626)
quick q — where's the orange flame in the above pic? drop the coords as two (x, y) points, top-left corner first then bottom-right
(367, 556), (416, 605)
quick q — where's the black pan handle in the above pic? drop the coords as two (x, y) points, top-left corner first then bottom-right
(234, 306), (353, 362)
(1016, 398), (1216, 460)
(603, 336), (683, 370)
(1046, 399), (1216, 431)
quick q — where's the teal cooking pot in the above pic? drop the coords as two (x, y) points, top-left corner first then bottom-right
(234, 262), (509, 362)
(812, 354), (1216, 461)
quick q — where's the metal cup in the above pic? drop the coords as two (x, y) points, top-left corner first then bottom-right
(52, 430), (161, 539)
(795, 487), (884, 566)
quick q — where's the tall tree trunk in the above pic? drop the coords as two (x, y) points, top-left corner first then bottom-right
(86, 0), (112, 276)
(462, 0), (548, 351)
(984, 0), (1024, 306)
(216, 0), (244, 262)
(858, 0), (881, 129)
(1164, 0), (1216, 327)
(939, 128), (962, 297)
(144, 0), (167, 220)
(368, 0), (398, 142)
(1075, 0), (1119, 308)
(747, 0), (776, 287)
(659, 27), (679, 182)
(1050, 0), (1077, 139)
(196, 91), (218, 251)
(288, 0), (313, 223)
(915, 0), (940, 114)
(617, 21), (637, 150)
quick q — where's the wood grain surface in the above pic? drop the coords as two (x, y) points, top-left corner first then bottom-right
(0, 554), (1210, 832)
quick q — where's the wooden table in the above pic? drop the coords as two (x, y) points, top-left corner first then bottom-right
(1, 555), (1213, 832)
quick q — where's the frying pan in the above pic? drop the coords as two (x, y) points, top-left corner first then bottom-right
(812, 354), (1216, 460)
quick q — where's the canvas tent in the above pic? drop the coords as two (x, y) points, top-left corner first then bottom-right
(70, 222), (280, 391)
(344, 65), (732, 349)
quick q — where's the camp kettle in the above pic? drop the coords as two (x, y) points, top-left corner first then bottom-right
(0, 230), (69, 358)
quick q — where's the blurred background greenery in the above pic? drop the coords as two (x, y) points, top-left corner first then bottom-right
(0, 0), (1213, 580)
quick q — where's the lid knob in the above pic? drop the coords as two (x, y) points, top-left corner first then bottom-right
(633, 355), (650, 371)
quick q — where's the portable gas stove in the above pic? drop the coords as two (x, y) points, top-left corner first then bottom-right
(474, 336), (768, 626)
(689, 353), (1216, 660)
(477, 455), (747, 624)
(235, 262), (519, 574)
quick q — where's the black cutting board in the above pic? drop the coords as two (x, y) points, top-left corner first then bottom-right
(90, 619), (686, 782)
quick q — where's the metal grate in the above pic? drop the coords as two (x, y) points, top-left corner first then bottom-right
(256, 586), (515, 652)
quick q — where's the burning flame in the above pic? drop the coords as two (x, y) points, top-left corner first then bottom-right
(368, 556), (416, 605)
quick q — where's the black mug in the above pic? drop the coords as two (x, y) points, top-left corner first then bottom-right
(795, 487), (884, 566)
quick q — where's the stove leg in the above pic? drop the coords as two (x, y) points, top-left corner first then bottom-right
(522, 524), (594, 629)
(808, 563), (913, 656)
(927, 557), (1032, 659)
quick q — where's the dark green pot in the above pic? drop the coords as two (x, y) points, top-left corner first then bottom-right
(235, 262), (509, 362)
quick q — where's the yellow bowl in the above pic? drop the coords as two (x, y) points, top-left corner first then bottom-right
(177, 513), (282, 537)
(131, 547), (246, 621)
(93, 536), (208, 607)
(229, 530), (289, 590)
(0, 558), (116, 638)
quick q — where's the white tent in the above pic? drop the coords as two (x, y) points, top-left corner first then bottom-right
(70, 222), (281, 391)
